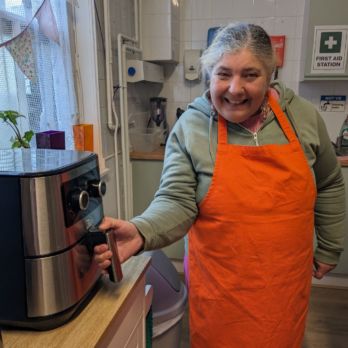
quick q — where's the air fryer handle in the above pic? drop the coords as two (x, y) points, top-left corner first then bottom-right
(105, 230), (123, 282)
(87, 228), (123, 283)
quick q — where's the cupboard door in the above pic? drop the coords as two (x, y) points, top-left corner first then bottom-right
(106, 278), (146, 348)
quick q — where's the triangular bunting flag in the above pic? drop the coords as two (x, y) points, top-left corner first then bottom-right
(36, 0), (60, 44)
(5, 29), (37, 82)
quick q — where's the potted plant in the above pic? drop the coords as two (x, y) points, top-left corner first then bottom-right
(0, 110), (34, 148)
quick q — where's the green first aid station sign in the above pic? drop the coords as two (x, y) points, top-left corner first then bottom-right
(311, 25), (348, 74)
(320, 32), (342, 53)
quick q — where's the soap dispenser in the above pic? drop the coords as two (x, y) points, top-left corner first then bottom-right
(184, 49), (202, 81)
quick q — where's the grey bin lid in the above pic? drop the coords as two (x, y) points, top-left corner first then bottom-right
(144, 250), (187, 324)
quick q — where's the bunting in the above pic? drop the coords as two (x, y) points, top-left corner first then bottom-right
(36, 0), (60, 45)
(0, 0), (60, 81)
(5, 29), (36, 82)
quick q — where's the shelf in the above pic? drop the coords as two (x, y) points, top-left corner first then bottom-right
(130, 147), (165, 161)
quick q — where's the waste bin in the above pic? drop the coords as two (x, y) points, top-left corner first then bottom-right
(144, 250), (188, 348)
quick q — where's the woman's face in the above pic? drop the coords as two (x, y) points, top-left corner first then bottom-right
(209, 49), (269, 123)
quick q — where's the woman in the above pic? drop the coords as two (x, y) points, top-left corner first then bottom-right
(95, 23), (345, 347)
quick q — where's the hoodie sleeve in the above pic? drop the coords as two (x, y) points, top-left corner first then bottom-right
(130, 115), (199, 250)
(281, 84), (346, 266)
(312, 114), (346, 265)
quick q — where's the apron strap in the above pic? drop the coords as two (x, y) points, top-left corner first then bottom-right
(268, 93), (298, 144)
(218, 114), (228, 144)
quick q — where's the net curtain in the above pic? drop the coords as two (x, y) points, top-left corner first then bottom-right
(0, 0), (77, 149)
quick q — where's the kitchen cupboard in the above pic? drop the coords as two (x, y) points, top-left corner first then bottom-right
(131, 156), (185, 260)
(1, 255), (151, 348)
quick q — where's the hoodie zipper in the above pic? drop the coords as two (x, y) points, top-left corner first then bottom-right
(238, 124), (260, 146)
(252, 132), (259, 146)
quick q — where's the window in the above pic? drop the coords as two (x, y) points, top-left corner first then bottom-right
(0, 0), (77, 149)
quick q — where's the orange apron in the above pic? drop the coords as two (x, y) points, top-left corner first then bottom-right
(188, 94), (317, 348)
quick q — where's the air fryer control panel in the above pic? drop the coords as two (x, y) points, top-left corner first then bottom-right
(61, 166), (106, 228)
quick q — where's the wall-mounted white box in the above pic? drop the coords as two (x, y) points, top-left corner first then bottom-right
(141, 0), (180, 63)
(126, 60), (164, 83)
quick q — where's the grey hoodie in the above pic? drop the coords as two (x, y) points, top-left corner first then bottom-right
(131, 81), (345, 265)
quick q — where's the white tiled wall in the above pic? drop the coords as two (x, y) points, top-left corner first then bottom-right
(98, 0), (348, 155)
(161, 0), (348, 141)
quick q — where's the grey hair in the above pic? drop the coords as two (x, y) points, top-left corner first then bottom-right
(200, 22), (276, 81)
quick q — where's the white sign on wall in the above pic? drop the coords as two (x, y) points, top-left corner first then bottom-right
(320, 95), (346, 112)
(311, 25), (348, 74)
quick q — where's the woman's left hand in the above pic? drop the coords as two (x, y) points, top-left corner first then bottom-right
(312, 259), (336, 279)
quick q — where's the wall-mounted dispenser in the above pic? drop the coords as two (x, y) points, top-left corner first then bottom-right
(126, 60), (164, 83)
(184, 49), (202, 81)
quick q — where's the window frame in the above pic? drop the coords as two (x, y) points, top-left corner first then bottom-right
(71, 0), (106, 173)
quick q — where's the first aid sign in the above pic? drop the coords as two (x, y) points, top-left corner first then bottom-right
(311, 25), (348, 74)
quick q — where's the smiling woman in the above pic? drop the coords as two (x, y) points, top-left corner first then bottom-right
(0, 0), (77, 149)
(209, 50), (269, 124)
(93, 22), (345, 348)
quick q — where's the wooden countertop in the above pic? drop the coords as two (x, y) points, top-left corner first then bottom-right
(1, 255), (151, 348)
(129, 147), (348, 166)
(338, 156), (348, 167)
(129, 148), (348, 167)
(130, 147), (165, 161)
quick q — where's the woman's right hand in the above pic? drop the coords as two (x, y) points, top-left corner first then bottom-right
(93, 217), (144, 270)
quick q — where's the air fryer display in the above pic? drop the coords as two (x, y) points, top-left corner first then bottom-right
(61, 167), (105, 228)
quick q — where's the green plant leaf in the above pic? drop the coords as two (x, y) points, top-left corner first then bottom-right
(24, 130), (34, 142)
(11, 139), (22, 148)
(8, 115), (20, 126)
(1, 110), (33, 148)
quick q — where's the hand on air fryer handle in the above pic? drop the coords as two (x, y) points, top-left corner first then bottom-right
(93, 217), (144, 270)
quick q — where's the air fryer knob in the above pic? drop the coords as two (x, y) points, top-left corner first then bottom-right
(88, 180), (106, 197)
(71, 189), (90, 211)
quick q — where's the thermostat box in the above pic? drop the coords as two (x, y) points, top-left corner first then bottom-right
(126, 60), (164, 83)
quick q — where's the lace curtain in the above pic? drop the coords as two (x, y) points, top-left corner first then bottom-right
(0, 0), (77, 149)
